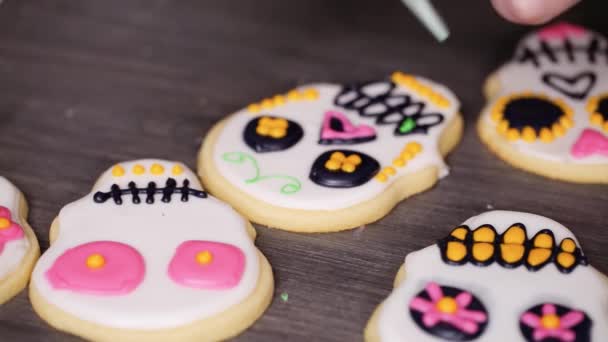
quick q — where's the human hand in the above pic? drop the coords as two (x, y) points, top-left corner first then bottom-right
(491, 0), (581, 25)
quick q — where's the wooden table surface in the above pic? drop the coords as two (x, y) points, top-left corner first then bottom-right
(0, 1), (606, 341)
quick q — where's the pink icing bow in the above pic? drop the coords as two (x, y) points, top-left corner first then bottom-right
(0, 206), (25, 254)
(409, 282), (487, 334)
(521, 303), (584, 342)
(537, 22), (587, 41)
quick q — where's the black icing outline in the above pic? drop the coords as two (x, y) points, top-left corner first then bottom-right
(541, 71), (597, 100)
(516, 36), (607, 67)
(333, 80), (445, 136)
(437, 223), (588, 274)
(243, 116), (304, 153)
(93, 178), (207, 204)
(309, 149), (380, 188)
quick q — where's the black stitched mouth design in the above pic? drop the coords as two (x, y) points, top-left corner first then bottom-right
(93, 178), (207, 205)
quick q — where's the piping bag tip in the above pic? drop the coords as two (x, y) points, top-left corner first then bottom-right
(402, 0), (450, 42)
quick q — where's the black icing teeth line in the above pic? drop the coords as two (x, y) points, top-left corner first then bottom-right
(516, 37), (608, 66)
(93, 178), (207, 204)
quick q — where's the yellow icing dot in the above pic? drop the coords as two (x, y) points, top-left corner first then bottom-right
(450, 227), (468, 240)
(603, 121), (608, 133)
(500, 244), (525, 263)
(287, 90), (301, 100)
(375, 173), (388, 183)
(112, 165), (125, 177)
(435, 297), (458, 314)
(590, 113), (603, 125)
(346, 154), (362, 165)
(172, 165), (184, 176)
(260, 98), (274, 109)
(446, 241), (467, 262)
(527, 248), (552, 267)
(0, 218), (10, 229)
(150, 163), (165, 175)
(560, 238), (577, 253)
(541, 314), (561, 329)
(522, 126), (537, 142)
(552, 123), (565, 137)
(325, 159), (341, 171)
(330, 152), (346, 161)
(86, 254), (106, 269)
(560, 116), (573, 129)
(247, 103), (261, 113)
(539, 128), (554, 143)
(133, 164), (145, 175)
(491, 109), (503, 122)
(269, 127), (286, 138)
(400, 151), (414, 161)
(196, 251), (213, 265)
(557, 252), (576, 269)
(473, 226), (495, 243)
(393, 158), (406, 167)
(507, 128), (520, 141)
(503, 225), (526, 244)
(534, 233), (553, 249)
(341, 162), (356, 173)
(383, 166), (396, 176)
(273, 95), (286, 105)
(303, 88), (319, 100)
(406, 142), (423, 154)
(472, 242), (494, 262)
(497, 120), (510, 134)
(256, 125), (270, 135)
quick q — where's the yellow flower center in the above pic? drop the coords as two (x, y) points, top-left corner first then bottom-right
(324, 152), (362, 173)
(435, 297), (459, 314)
(0, 218), (10, 229)
(541, 314), (561, 329)
(86, 253), (106, 269)
(256, 117), (288, 139)
(195, 250), (213, 265)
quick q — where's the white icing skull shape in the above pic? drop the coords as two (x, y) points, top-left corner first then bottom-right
(30, 160), (262, 330)
(374, 211), (607, 341)
(481, 22), (608, 164)
(0, 177), (30, 282)
(211, 72), (460, 211)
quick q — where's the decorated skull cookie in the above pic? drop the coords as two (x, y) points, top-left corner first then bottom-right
(30, 160), (273, 342)
(0, 177), (39, 304)
(199, 72), (463, 232)
(365, 211), (608, 342)
(478, 22), (608, 183)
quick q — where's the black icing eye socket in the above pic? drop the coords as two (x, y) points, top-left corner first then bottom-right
(243, 116), (304, 153)
(587, 93), (608, 132)
(309, 150), (379, 188)
(490, 93), (574, 143)
(520, 303), (592, 342)
(409, 282), (489, 341)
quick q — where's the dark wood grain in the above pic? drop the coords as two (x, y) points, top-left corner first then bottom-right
(0, 0), (606, 341)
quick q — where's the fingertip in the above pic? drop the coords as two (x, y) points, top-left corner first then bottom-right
(491, 0), (580, 25)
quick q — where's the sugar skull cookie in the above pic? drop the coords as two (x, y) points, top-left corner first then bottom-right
(199, 72), (463, 232)
(0, 177), (40, 304)
(479, 22), (608, 183)
(365, 211), (608, 341)
(29, 160), (274, 342)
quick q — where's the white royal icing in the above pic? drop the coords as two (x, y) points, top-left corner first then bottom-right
(376, 210), (608, 341)
(482, 23), (608, 165)
(212, 75), (460, 210)
(31, 160), (261, 329)
(0, 177), (30, 281)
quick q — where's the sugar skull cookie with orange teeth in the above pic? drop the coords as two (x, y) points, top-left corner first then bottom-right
(365, 211), (608, 341)
(199, 72), (463, 232)
(29, 160), (273, 342)
(479, 22), (608, 183)
(0, 177), (40, 305)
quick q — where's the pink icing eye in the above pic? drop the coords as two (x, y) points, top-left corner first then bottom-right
(45, 241), (145, 295)
(0, 206), (25, 254)
(168, 241), (245, 290)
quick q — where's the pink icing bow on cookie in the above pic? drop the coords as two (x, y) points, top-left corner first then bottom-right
(571, 129), (608, 159)
(409, 282), (487, 334)
(0, 206), (25, 254)
(537, 22), (587, 41)
(521, 303), (584, 342)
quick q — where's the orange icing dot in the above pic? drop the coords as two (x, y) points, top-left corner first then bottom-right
(196, 251), (213, 265)
(0, 218), (10, 229)
(86, 254), (106, 269)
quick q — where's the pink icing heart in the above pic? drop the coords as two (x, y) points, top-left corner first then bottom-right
(168, 240), (245, 290)
(571, 129), (608, 159)
(0, 206), (25, 254)
(45, 241), (145, 295)
(320, 111), (376, 143)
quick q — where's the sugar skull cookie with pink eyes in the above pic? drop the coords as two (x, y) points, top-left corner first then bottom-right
(199, 72), (463, 232)
(365, 211), (608, 342)
(0, 177), (40, 305)
(479, 22), (608, 183)
(29, 160), (273, 342)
